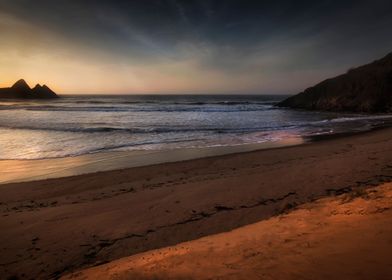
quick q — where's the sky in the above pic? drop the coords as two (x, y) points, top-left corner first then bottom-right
(0, 0), (392, 94)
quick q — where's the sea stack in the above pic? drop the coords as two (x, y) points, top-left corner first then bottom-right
(277, 52), (392, 113)
(0, 79), (58, 99)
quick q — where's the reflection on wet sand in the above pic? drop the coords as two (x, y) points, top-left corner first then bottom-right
(0, 135), (304, 184)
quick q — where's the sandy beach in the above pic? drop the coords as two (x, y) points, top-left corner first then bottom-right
(63, 182), (392, 280)
(2, 1), (392, 279)
(1, 128), (391, 279)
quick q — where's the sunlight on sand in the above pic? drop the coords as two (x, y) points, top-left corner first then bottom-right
(64, 183), (392, 280)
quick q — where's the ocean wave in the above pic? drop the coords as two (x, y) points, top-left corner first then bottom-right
(311, 115), (392, 125)
(76, 138), (203, 155)
(0, 103), (274, 113)
(68, 99), (279, 106)
(1, 114), (391, 135)
(0, 124), (297, 135)
(0, 137), (206, 160)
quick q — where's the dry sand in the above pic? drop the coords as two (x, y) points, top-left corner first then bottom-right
(0, 128), (391, 279)
(63, 182), (392, 280)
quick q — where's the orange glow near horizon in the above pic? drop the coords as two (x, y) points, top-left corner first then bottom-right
(0, 10), (337, 95)
(0, 44), (264, 95)
(0, 13), (264, 94)
(0, 8), (362, 95)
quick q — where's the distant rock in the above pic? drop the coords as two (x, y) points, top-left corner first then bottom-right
(32, 84), (58, 98)
(12, 79), (31, 92)
(0, 79), (58, 99)
(276, 53), (392, 113)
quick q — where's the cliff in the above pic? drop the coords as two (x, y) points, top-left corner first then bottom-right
(277, 53), (392, 113)
(0, 79), (58, 99)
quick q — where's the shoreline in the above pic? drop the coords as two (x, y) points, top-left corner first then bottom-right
(1, 124), (390, 185)
(0, 136), (305, 184)
(0, 127), (391, 279)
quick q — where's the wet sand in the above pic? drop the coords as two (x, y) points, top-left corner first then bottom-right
(0, 137), (303, 184)
(63, 182), (392, 280)
(0, 128), (391, 279)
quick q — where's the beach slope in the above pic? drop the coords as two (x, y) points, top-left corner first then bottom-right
(63, 182), (392, 280)
(0, 128), (391, 279)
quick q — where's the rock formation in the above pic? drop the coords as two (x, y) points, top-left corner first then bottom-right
(277, 53), (392, 113)
(0, 79), (58, 99)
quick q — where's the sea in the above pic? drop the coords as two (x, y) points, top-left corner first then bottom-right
(0, 95), (391, 160)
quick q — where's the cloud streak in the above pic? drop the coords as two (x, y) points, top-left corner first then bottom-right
(0, 0), (392, 94)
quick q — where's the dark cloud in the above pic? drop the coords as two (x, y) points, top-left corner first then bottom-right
(1, 0), (392, 93)
(1, 1), (390, 49)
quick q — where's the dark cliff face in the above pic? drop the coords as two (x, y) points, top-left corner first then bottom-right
(0, 79), (58, 99)
(277, 53), (392, 113)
